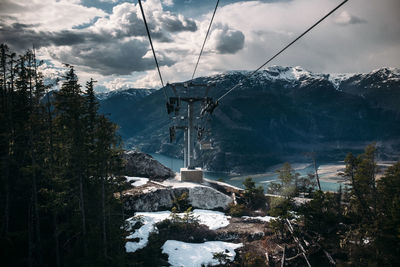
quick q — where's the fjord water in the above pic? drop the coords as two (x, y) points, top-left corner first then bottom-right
(150, 153), (345, 192)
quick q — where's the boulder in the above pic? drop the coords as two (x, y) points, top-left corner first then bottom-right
(122, 182), (233, 212)
(123, 150), (175, 180)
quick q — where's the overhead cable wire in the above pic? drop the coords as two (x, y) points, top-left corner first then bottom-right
(217, 0), (349, 102)
(138, 0), (168, 100)
(191, 0), (220, 81)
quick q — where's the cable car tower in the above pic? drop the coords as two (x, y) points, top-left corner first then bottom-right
(166, 82), (217, 181)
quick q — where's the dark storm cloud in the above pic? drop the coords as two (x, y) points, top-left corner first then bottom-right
(0, 0), (198, 75)
(160, 14), (197, 32)
(215, 29), (245, 54)
(0, 22), (108, 51)
(53, 39), (175, 75)
(0, 22), (176, 75)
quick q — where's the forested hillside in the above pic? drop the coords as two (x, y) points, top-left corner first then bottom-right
(98, 67), (400, 173)
(0, 44), (128, 266)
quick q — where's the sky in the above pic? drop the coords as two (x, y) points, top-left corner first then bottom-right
(0, 0), (399, 92)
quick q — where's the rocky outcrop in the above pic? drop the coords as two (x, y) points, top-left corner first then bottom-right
(123, 150), (175, 180)
(122, 181), (233, 212)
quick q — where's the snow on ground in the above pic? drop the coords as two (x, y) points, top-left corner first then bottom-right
(162, 240), (243, 267)
(125, 176), (149, 187)
(162, 177), (206, 188)
(125, 210), (231, 253)
(203, 178), (243, 191)
(329, 73), (356, 89)
(125, 211), (170, 253)
(242, 215), (275, 222)
(193, 209), (230, 230)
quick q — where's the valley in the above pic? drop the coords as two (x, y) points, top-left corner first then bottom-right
(98, 66), (400, 174)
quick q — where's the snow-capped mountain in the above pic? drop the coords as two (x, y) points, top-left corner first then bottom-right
(97, 88), (155, 101)
(98, 66), (400, 173)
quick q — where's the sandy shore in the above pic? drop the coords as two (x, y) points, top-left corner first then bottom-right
(227, 161), (396, 185)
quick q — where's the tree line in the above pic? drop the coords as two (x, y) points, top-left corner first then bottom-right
(265, 144), (400, 265)
(0, 44), (128, 266)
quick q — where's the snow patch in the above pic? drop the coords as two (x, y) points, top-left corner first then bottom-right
(193, 209), (231, 230)
(329, 73), (357, 89)
(125, 176), (149, 187)
(125, 210), (231, 253)
(162, 240), (243, 267)
(242, 215), (275, 222)
(162, 177), (206, 189)
(125, 211), (170, 253)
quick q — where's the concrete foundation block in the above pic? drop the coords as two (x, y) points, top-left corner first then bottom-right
(180, 168), (203, 183)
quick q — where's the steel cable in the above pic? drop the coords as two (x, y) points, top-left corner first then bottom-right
(217, 0), (349, 103)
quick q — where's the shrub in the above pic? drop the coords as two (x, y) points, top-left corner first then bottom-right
(243, 177), (266, 210)
(212, 251), (231, 265)
(228, 203), (246, 217)
(172, 192), (191, 212)
(242, 252), (264, 266)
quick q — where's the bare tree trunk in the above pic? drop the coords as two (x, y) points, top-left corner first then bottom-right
(285, 219), (311, 267)
(102, 175), (108, 259)
(4, 184), (9, 235)
(1, 46), (11, 237)
(53, 212), (61, 267)
(120, 189), (125, 221)
(79, 173), (88, 258)
(46, 89), (61, 267)
(281, 246), (286, 267)
(312, 155), (321, 191)
(28, 195), (34, 267)
(323, 249), (336, 266)
(28, 52), (43, 266)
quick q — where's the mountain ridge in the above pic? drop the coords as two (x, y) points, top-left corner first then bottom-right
(98, 66), (400, 173)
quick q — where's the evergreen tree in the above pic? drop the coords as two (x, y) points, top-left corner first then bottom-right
(375, 161), (400, 265)
(0, 45), (127, 266)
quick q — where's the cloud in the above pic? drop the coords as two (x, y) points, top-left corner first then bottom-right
(159, 13), (197, 32)
(1, 0), (399, 92)
(102, 77), (140, 91)
(0, 0), (199, 77)
(0, 0), (106, 31)
(211, 25), (245, 54)
(90, 2), (196, 39)
(334, 11), (367, 25)
(99, 0), (120, 3)
(189, 0), (400, 75)
(0, 23), (108, 52)
(162, 0), (174, 7)
(46, 38), (174, 75)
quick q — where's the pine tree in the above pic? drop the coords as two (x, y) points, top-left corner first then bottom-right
(54, 65), (90, 260)
(375, 162), (400, 265)
(0, 45), (127, 266)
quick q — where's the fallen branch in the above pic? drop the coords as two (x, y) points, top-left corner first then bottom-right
(286, 253), (303, 261)
(323, 249), (336, 266)
(285, 219), (311, 267)
(265, 251), (269, 267)
(281, 245), (286, 267)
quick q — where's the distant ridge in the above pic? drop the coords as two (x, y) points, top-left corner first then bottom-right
(98, 66), (400, 173)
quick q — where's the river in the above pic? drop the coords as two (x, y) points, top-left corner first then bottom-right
(150, 153), (348, 192)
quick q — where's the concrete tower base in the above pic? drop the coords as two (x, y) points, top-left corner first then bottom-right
(180, 168), (203, 183)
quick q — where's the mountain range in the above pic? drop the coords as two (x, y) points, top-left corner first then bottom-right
(98, 66), (400, 173)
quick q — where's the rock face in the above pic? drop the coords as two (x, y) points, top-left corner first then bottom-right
(123, 150), (175, 180)
(122, 182), (233, 212)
